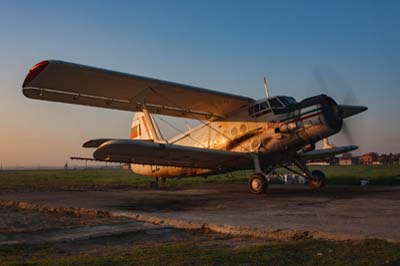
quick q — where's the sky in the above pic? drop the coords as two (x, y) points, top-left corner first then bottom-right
(0, 0), (399, 167)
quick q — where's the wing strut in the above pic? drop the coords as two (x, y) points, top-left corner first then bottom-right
(142, 103), (164, 142)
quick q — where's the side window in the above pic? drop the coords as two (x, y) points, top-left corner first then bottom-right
(248, 106), (255, 115)
(248, 101), (271, 117)
(260, 101), (268, 110)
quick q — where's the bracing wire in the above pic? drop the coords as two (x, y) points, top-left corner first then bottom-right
(151, 90), (251, 152)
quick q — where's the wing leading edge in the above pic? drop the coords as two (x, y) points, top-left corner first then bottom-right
(22, 60), (254, 120)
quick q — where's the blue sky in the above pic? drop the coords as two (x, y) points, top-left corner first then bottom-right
(0, 0), (399, 166)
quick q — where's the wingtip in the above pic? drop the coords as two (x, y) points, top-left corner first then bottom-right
(351, 145), (359, 151)
(22, 60), (49, 88)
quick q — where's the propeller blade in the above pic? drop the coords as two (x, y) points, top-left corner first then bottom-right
(341, 121), (354, 144)
(311, 66), (367, 145)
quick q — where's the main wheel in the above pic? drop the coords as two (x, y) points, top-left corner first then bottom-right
(309, 170), (326, 190)
(248, 173), (268, 194)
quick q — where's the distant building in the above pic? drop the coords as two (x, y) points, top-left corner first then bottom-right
(305, 151), (399, 166)
(339, 158), (353, 165)
(338, 152), (358, 165)
(359, 152), (379, 165)
(307, 161), (330, 166)
(341, 152), (353, 159)
(378, 153), (400, 165)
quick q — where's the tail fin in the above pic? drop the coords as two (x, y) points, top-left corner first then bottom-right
(130, 112), (162, 140)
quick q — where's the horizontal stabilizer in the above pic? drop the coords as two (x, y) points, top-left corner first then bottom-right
(83, 139), (114, 148)
(83, 138), (155, 148)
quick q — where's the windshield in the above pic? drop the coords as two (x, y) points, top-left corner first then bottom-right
(269, 98), (284, 109)
(278, 96), (297, 106)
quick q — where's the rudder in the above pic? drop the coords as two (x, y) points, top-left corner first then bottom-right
(130, 112), (162, 140)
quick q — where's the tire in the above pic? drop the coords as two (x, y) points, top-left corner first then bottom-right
(248, 173), (268, 194)
(309, 170), (326, 190)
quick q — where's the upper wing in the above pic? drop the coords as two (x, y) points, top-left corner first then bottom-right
(90, 139), (253, 170)
(22, 60), (254, 120)
(299, 145), (358, 161)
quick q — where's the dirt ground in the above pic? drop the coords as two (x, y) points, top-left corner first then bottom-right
(1, 184), (399, 243)
(0, 204), (273, 260)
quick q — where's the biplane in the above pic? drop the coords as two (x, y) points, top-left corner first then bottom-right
(22, 60), (367, 193)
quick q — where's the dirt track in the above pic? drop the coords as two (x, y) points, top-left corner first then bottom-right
(1, 184), (399, 242)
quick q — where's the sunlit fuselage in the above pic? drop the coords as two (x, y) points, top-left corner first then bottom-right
(131, 94), (343, 178)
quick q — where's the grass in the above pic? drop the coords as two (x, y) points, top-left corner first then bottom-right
(0, 239), (399, 266)
(0, 169), (149, 190)
(307, 165), (400, 185)
(0, 165), (399, 190)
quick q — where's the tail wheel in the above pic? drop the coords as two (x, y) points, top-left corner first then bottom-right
(309, 170), (326, 190)
(248, 173), (268, 194)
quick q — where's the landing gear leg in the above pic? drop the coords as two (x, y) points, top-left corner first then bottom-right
(249, 154), (268, 194)
(283, 158), (326, 190)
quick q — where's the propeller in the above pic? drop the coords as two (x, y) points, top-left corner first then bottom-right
(311, 67), (365, 144)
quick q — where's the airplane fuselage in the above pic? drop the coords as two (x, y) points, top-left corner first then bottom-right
(131, 94), (342, 178)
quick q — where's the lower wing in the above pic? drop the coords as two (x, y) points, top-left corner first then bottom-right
(88, 139), (253, 170)
(299, 145), (358, 161)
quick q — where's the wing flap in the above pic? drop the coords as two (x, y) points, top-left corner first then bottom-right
(23, 60), (254, 120)
(92, 139), (253, 170)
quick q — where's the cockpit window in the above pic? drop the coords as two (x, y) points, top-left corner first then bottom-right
(287, 97), (297, 104)
(248, 100), (271, 117)
(248, 96), (297, 117)
(269, 98), (284, 109)
(260, 101), (268, 110)
(278, 96), (297, 106)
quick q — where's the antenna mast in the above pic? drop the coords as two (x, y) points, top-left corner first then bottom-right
(263, 76), (269, 97)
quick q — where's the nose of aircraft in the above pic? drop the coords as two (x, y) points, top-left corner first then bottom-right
(321, 96), (343, 131)
(338, 105), (368, 119)
(298, 94), (367, 131)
